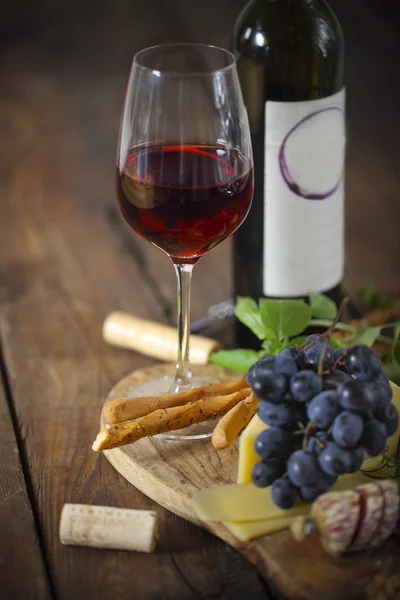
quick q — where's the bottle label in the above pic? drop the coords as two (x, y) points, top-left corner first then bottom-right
(263, 88), (345, 297)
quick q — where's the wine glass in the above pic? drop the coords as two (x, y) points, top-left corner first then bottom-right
(116, 43), (253, 439)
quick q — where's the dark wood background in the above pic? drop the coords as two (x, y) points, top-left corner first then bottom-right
(0, 1), (399, 599)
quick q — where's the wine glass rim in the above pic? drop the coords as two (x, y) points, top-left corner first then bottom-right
(132, 43), (236, 77)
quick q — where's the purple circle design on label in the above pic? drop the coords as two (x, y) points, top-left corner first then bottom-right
(279, 106), (344, 200)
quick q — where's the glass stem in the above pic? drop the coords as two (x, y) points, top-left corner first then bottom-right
(171, 263), (194, 392)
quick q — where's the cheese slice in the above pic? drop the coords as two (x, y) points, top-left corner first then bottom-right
(193, 471), (370, 524)
(237, 382), (400, 484)
(224, 515), (294, 541)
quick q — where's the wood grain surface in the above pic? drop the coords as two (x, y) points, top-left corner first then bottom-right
(0, 0), (399, 599)
(0, 367), (52, 599)
(102, 365), (400, 600)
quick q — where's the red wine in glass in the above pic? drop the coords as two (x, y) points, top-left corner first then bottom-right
(117, 143), (253, 263)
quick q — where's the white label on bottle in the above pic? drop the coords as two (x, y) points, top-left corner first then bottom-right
(263, 88), (345, 297)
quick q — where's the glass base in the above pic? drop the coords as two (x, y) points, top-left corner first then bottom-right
(121, 375), (218, 440)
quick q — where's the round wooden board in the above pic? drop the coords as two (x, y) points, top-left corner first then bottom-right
(99, 365), (400, 600)
(101, 364), (240, 535)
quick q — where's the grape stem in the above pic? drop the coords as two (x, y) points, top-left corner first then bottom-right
(315, 437), (325, 448)
(302, 421), (317, 451)
(310, 319), (353, 332)
(332, 350), (349, 371)
(318, 337), (329, 377)
(324, 297), (350, 338)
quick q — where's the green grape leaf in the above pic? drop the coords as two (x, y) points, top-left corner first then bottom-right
(209, 349), (260, 373)
(345, 325), (382, 348)
(261, 339), (285, 355)
(330, 337), (347, 350)
(234, 297), (271, 340)
(309, 292), (337, 319)
(261, 339), (274, 352)
(288, 335), (307, 347)
(259, 299), (312, 342)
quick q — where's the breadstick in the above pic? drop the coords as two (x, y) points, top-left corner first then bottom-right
(104, 388), (203, 425)
(104, 375), (247, 424)
(93, 388), (251, 451)
(202, 376), (248, 397)
(212, 393), (259, 450)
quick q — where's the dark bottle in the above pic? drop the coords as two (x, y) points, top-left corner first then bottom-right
(233, 0), (345, 347)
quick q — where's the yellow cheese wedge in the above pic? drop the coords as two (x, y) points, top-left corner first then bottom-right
(237, 382), (400, 484)
(237, 414), (266, 484)
(193, 471), (370, 524)
(224, 515), (294, 541)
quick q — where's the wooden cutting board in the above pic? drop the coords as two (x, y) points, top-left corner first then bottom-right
(101, 365), (400, 600)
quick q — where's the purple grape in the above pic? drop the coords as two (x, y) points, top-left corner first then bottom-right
(318, 442), (352, 476)
(304, 339), (334, 369)
(251, 369), (287, 403)
(360, 420), (388, 457)
(375, 403), (399, 437)
(300, 477), (331, 502)
(254, 427), (292, 459)
(288, 450), (319, 487)
(246, 355), (276, 386)
(307, 390), (339, 429)
(332, 411), (364, 448)
(338, 379), (376, 414)
(376, 370), (392, 393)
(323, 369), (352, 390)
(271, 479), (298, 509)
(290, 370), (322, 403)
(258, 400), (295, 428)
(279, 347), (305, 365)
(368, 377), (393, 408)
(349, 446), (365, 473)
(345, 345), (382, 380)
(252, 459), (283, 488)
(274, 354), (298, 377)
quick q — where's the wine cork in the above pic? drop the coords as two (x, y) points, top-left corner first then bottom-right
(103, 311), (221, 365)
(59, 504), (158, 552)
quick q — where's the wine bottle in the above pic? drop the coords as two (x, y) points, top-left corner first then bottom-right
(232, 0), (346, 347)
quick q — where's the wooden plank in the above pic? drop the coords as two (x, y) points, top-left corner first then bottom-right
(0, 368), (52, 599)
(0, 2), (270, 598)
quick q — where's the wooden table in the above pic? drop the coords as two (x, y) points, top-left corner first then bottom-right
(0, 1), (399, 598)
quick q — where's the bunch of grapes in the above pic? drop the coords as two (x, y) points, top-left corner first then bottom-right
(248, 337), (399, 509)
